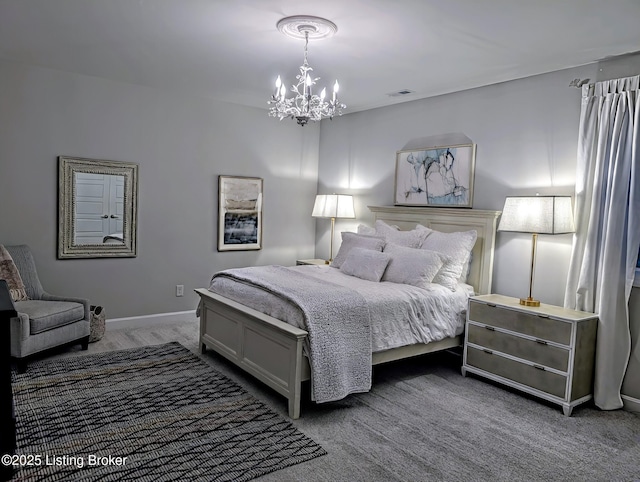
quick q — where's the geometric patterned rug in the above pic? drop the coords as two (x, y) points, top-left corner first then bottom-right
(10, 342), (326, 481)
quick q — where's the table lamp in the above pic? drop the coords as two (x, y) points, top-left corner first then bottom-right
(312, 194), (355, 264)
(498, 196), (574, 306)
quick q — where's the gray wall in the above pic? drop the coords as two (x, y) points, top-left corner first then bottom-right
(317, 65), (585, 305)
(315, 53), (640, 403)
(0, 60), (320, 318)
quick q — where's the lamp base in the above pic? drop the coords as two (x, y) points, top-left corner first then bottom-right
(520, 297), (540, 307)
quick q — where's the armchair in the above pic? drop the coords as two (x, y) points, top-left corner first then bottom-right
(5, 245), (90, 371)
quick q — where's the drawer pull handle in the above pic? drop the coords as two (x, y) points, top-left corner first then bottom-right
(538, 314), (550, 319)
(535, 339), (548, 345)
(533, 365), (546, 371)
(483, 349), (493, 355)
(485, 326), (495, 331)
(487, 303), (497, 308)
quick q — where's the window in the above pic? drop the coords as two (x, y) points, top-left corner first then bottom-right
(635, 247), (640, 287)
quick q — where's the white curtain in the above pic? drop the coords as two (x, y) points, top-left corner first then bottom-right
(565, 75), (640, 410)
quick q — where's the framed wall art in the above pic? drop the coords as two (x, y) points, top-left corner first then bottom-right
(394, 143), (476, 207)
(218, 176), (263, 251)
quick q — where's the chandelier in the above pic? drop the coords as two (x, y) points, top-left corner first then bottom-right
(268, 16), (346, 126)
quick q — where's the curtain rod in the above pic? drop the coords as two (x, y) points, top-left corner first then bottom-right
(569, 78), (591, 88)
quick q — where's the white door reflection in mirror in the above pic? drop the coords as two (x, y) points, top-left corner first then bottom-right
(74, 173), (125, 245)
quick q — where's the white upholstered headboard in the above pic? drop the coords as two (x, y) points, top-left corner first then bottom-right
(368, 205), (501, 295)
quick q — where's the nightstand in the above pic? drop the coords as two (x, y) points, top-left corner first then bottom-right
(462, 294), (598, 416)
(296, 259), (328, 266)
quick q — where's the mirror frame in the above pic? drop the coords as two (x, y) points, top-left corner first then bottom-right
(58, 156), (139, 259)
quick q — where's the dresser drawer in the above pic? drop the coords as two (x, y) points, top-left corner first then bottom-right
(467, 324), (570, 372)
(469, 301), (572, 345)
(466, 346), (567, 398)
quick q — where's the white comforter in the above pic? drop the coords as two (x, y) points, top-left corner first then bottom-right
(208, 264), (471, 353)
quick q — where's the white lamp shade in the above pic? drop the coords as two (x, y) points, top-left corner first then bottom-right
(498, 196), (574, 234)
(312, 194), (355, 219)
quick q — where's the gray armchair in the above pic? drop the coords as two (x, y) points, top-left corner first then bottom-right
(6, 245), (90, 371)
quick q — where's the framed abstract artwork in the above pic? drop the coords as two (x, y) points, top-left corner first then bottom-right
(218, 176), (263, 251)
(394, 143), (476, 207)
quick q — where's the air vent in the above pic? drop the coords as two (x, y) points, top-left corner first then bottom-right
(387, 89), (415, 97)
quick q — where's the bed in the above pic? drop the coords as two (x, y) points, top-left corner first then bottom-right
(196, 205), (500, 418)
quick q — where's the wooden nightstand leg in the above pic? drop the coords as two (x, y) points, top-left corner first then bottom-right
(461, 366), (467, 377)
(562, 404), (573, 417)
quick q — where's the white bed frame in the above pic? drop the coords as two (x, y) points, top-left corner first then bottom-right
(196, 205), (501, 418)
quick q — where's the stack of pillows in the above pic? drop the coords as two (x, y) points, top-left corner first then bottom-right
(331, 220), (477, 291)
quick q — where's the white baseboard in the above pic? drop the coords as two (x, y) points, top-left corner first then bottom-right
(106, 310), (198, 330)
(621, 394), (640, 414)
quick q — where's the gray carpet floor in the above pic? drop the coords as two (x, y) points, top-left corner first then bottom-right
(48, 317), (640, 482)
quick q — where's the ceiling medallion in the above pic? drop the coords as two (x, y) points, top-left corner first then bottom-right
(268, 15), (346, 126)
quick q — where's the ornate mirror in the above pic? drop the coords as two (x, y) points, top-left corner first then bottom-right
(58, 156), (138, 258)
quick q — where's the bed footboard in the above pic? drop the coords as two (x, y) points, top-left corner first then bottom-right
(195, 288), (308, 419)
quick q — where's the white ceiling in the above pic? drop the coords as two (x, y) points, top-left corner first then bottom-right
(1, 0), (639, 114)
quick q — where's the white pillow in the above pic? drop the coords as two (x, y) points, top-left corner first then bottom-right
(356, 224), (376, 236)
(332, 232), (385, 269)
(340, 247), (391, 282)
(382, 243), (444, 289)
(375, 220), (427, 248)
(417, 225), (477, 290)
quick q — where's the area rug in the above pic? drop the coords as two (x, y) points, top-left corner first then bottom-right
(10, 342), (326, 481)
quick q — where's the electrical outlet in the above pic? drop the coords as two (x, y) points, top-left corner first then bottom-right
(176, 284), (184, 297)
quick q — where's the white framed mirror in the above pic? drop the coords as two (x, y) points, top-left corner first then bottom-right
(58, 156), (138, 258)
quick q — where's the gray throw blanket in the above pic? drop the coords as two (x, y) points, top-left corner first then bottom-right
(211, 265), (372, 403)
